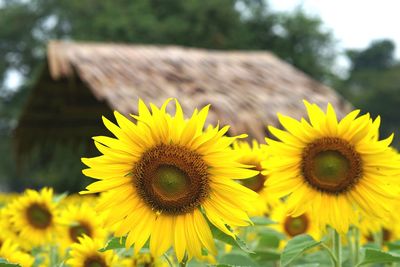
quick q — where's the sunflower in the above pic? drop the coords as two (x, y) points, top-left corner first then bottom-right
(270, 201), (320, 241)
(59, 202), (107, 248)
(0, 240), (34, 267)
(232, 140), (278, 216)
(66, 235), (117, 267)
(120, 253), (168, 267)
(0, 207), (19, 247)
(359, 199), (400, 245)
(81, 99), (258, 261)
(262, 101), (400, 233)
(9, 187), (59, 246)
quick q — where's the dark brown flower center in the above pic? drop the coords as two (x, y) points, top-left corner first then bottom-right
(26, 203), (52, 229)
(302, 137), (362, 194)
(133, 254), (154, 267)
(239, 164), (265, 193)
(383, 228), (392, 242)
(84, 255), (107, 267)
(284, 214), (309, 237)
(366, 228), (392, 243)
(69, 222), (92, 242)
(134, 144), (209, 215)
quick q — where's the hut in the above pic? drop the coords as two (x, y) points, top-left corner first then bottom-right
(14, 41), (351, 190)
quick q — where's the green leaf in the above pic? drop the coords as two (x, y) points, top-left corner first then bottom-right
(280, 235), (322, 267)
(302, 250), (332, 266)
(257, 229), (285, 249)
(362, 242), (380, 249)
(219, 253), (259, 267)
(251, 248), (280, 262)
(357, 248), (400, 266)
(250, 216), (276, 225)
(387, 241), (400, 251)
(210, 224), (254, 254)
(0, 258), (21, 267)
(292, 264), (319, 267)
(99, 236), (127, 252)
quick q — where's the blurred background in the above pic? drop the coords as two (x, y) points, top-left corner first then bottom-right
(0, 0), (399, 193)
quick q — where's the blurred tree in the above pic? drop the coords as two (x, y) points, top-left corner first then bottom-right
(346, 39), (395, 72)
(0, 0), (337, 90)
(240, 5), (336, 82)
(338, 39), (400, 147)
(0, 0), (338, 191)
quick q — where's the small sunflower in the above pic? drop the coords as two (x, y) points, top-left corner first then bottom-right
(262, 101), (400, 233)
(233, 140), (277, 216)
(360, 200), (400, 244)
(270, 201), (320, 241)
(66, 235), (117, 267)
(59, 203), (107, 247)
(0, 207), (20, 247)
(120, 253), (168, 267)
(0, 240), (34, 267)
(81, 99), (258, 261)
(9, 187), (59, 246)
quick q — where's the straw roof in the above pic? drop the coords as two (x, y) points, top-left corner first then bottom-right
(38, 41), (352, 141)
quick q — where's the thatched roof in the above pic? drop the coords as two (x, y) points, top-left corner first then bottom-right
(46, 41), (351, 140)
(17, 40), (351, 153)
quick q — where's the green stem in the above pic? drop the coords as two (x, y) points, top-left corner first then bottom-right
(320, 242), (337, 265)
(332, 229), (342, 267)
(354, 227), (360, 265)
(179, 253), (188, 267)
(373, 229), (383, 248)
(49, 234), (58, 267)
(163, 253), (174, 267)
(347, 229), (355, 267)
(49, 245), (57, 267)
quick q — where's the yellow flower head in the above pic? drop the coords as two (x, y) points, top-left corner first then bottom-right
(66, 235), (117, 267)
(0, 207), (21, 247)
(8, 187), (60, 246)
(120, 252), (168, 267)
(262, 101), (400, 234)
(59, 202), (107, 248)
(359, 199), (400, 244)
(232, 140), (278, 215)
(81, 99), (258, 261)
(0, 240), (34, 267)
(270, 201), (320, 242)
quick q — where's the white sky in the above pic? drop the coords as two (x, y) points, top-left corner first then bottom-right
(269, 0), (400, 60)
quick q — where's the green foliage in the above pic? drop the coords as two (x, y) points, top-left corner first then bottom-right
(280, 234), (322, 267)
(96, 224), (400, 266)
(241, 6), (336, 82)
(0, 0), (337, 86)
(210, 223), (254, 254)
(338, 39), (400, 147)
(250, 216), (276, 225)
(357, 248), (400, 266)
(0, 258), (20, 267)
(347, 39), (395, 72)
(99, 236), (127, 252)
(219, 253), (260, 266)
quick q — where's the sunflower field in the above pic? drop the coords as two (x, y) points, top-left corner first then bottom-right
(1, 99), (400, 267)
